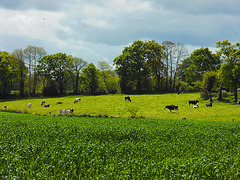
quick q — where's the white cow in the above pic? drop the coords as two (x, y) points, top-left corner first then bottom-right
(60, 109), (74, 114)
(28, 103), (32, 109)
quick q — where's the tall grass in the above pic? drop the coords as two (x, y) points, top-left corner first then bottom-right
(0, 112), (240, 179)
(0, 93), (240, 121)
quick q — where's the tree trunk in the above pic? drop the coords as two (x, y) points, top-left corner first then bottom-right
(173, 72), (177, 92)
(20, 69), (25, 96)
(217, 81), (223, 101)
(156, 73), (161, 92)
(234, 89), (238, 103)
(75, 73), (79, 94)
(204, 89), (213, 103)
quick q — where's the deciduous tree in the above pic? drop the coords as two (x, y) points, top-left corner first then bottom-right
(37, 53), (72, 94)
(81, 63), (99, 94)
(144, 40), (166, 92)
(68, 56), (87, 94)
(216, 40), (240, 103)
(114, 40), (150, 93)
(0, 51), (20, 95)
(12, 49), (27, 96)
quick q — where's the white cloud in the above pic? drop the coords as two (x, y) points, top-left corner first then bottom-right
(0, 8), (67, 41)
(1, 0), (240, 65)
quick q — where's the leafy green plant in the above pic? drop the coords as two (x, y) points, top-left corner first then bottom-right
(0, 112), (240, 179)
(125, 103), (139, 118)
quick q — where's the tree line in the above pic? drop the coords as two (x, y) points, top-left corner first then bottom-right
(114, 39), (240, 102)
(0, 45), (119, 97)
(1, 40), (240, 102)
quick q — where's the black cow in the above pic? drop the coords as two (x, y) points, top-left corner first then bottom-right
(41, 100), (46, 106)
(43, 104), (50, 107)
(164, 105), (178, 112)
(125, 96), (131, 102)
(206, 102), (212, 107)
(189, 100), (199, 106)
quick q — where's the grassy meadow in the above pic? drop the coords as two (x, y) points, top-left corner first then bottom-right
(1, 93), (240, 178)
(0, 112), (240, 179)
(0, 92), (240, 121)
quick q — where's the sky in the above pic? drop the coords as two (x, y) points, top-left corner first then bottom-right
(0, 0), (240, 65)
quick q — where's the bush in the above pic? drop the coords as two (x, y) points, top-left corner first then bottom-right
(125, 103), (139, 118)
(42, 83), (58, 96)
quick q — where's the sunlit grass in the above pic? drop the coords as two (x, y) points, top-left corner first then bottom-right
(0, 93), (240, 121)
(0, 112), (240, 179)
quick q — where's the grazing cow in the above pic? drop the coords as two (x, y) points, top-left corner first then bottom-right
(43, 104), (50, 107)
(182, 117), (187, 120)
(125, 96), (131, 102)
(206, 102), (212, 107)
(4, 105), (7, 110)
(74, 98), (81, 104)
(164, 105), (178, 112)
(60, 109), (74, 114)
(28, 103), (32, 109)
(41, 101), (46, 106)
(193, 104), (199, 108)
(189, 100), (199, 106)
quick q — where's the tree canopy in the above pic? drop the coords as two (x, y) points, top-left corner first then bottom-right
(0, 51), (20, 94)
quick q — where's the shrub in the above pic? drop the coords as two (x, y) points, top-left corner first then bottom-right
(125, 103), (139, 118)
(42, 83), (58, 96)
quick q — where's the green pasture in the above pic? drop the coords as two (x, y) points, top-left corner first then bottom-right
(0, 93), (240, 121)
(0, 112), (240, 179)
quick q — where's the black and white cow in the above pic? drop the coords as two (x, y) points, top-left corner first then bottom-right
(125, 96), (131, 102)
(193, 104), (199, 108)
(60, 109), (74, 114)
(164, 105), (178, 112)
(189, 100), (199, 106)
(4, 105), (7, 110)
(74, 98), (81, 104)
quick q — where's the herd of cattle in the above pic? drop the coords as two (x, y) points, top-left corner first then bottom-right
(9, 98), (82, 115)
(163, 100), (213, 112)
(2, 95), (219, 115)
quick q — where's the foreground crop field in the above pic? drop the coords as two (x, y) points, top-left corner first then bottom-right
(1, 93), (240, 121)
(0, 112), (240, 179)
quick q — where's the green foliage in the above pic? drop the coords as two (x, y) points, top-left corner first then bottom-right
(0, 51), (20, 94)
(37, 53), (72, 94)
(125, 102), (140, 118)
(81, 63), (99, 94)
(98, 61), (120, 94)
(145, 40), (166, 92)
(114, 40), (151, 93)
(0, 112), (240, 179)
(217, 40), (240, 103)
(42, 81), (58, 96)
(201, 71), (219, 93)
(68, 55), (88, 94)
(179, 48), (221, 83)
